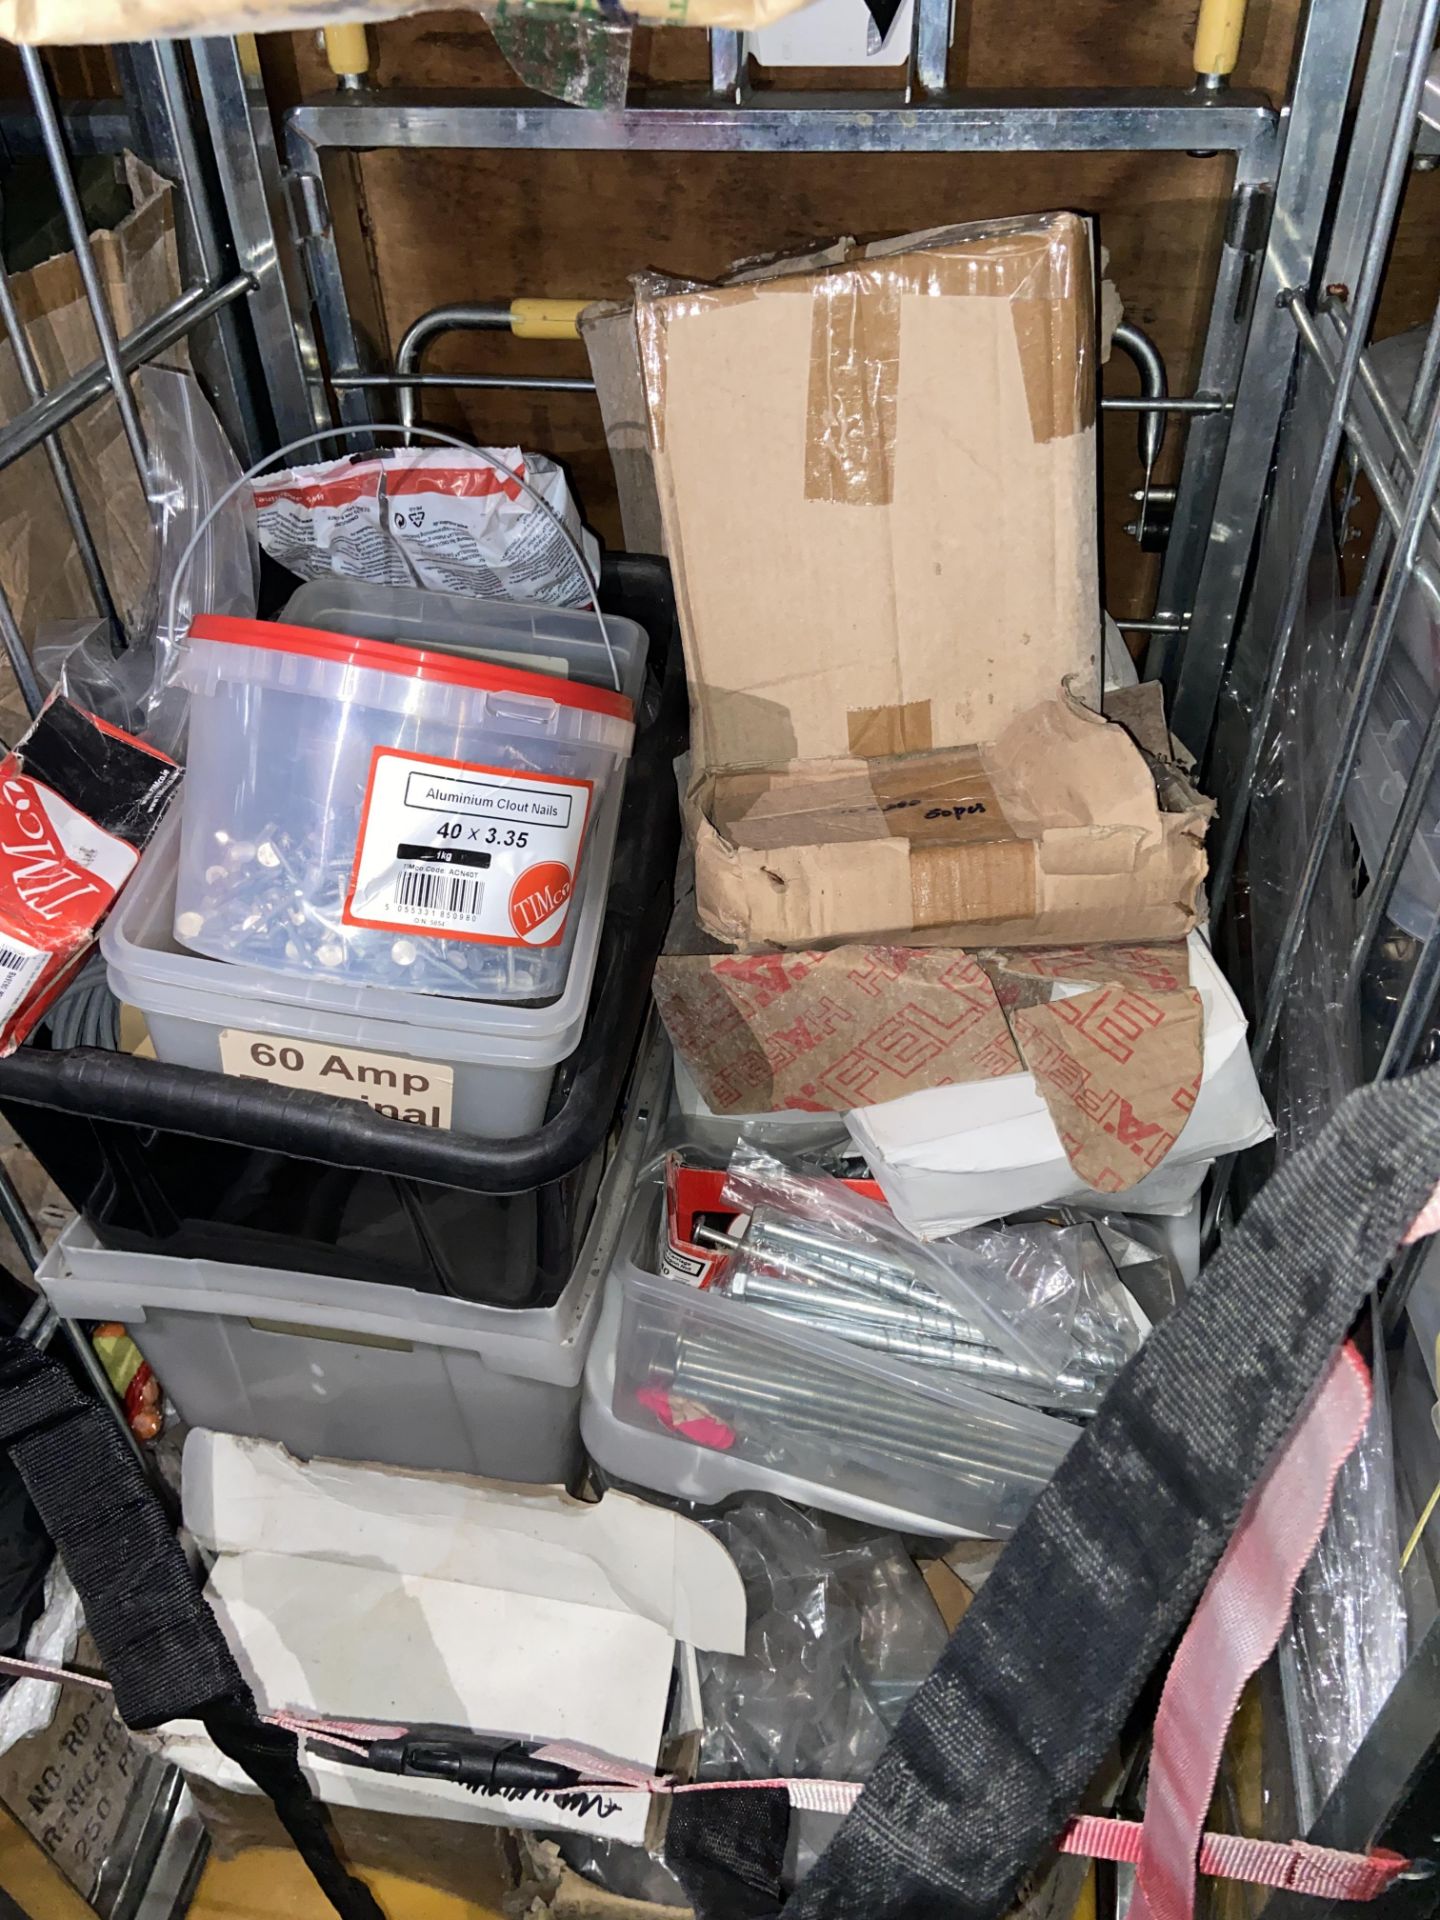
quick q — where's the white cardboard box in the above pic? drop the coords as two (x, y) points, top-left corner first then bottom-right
(158, 1433), (745, 1844)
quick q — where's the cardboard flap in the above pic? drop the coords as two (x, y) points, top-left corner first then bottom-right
(689, 698), (1208, 951)
(1103, 681), (1174, 761)
(714, 747), (1009, 852)
(1036, 825), (1149, 877)
(712, 760), (888, 850)
(986, 695), (1162, 841)
(183, 1432), (745, 1655)
(1012, 984), (1204, 1193)
(205, 1549), (678, 1764)
(637, 213), (1100, 770)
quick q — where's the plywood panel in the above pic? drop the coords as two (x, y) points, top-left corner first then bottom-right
(351, 142), (1230, 622)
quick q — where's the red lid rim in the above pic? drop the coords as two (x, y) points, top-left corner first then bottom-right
(186, 614), (634, 724)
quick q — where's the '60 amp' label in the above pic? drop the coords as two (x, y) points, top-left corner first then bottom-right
(344, 746), (593, 948)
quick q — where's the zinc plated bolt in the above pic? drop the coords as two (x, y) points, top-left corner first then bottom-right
(666, 1363), (1055, 1485)
(731, 1267), (1003, 1357)
(666, 1348), (1066, 1489)
(708, 1215), (1117, 1378)
(728, 1276), (1105, 1414)
(700, 1219), (992, 1342)
(669, 1333), (1071, 1473)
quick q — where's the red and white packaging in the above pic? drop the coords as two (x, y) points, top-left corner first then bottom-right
(660, 1151), (886, 1288)
(0, 697), (180, 1053)
(253, 448), (600, 607)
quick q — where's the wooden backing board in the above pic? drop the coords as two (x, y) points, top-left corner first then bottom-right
(270, 6), (1438, 645)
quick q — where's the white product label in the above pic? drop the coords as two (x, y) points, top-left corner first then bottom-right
(660, 1244), (712, 1287)
(0, 936), (50, 1026)
(344, 748), (593, 950)
(219, 1028), (454, 1129)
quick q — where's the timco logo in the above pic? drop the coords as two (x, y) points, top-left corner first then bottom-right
(508, 861), (573, 945)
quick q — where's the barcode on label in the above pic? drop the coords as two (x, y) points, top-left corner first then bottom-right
(395, 864), (485, 921)
(0, 938), (45, 1030)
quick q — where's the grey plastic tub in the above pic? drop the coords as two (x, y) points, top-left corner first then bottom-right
(281, 579), (648, 704)
(37, 1025), (670, 1483)
(104, 784), (622, 1139)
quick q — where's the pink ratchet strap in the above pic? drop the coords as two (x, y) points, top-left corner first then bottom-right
(1125, 1341), (1378, 1920)
(0, 1656), (1412, 1899)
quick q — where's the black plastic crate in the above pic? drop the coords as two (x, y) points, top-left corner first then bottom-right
(0, 555), (683, 1308)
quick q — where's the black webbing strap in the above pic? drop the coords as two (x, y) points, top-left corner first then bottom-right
(772, 1069), (1440, 1920)
(0, 1335), (385, 1920)
(665, 1787), (789, 1918)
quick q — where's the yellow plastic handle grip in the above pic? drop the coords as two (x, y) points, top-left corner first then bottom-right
(509, 299), (589, 341)
(1193, 0), (1247, 76)
(323, 24), (370, 78)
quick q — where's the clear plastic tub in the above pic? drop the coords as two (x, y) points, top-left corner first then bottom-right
(281, 580), (650, 705)
(106, 790), (622, 1138)
(172, 615), (636, 1002)
(586, 1185), (1077, 1539)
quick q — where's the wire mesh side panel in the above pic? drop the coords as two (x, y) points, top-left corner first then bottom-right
(0, 49), (259, 730)
(1195, 0), (1440, 1884)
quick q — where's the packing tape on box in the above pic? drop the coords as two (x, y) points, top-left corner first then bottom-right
(801, 215), (1098, 513)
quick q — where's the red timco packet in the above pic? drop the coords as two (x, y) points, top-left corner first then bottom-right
(661, 1152), (887, 1288)
(0, 695), (181, 1054)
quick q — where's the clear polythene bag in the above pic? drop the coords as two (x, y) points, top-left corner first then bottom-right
(694, 1497), (948, 1784)
(52, 365), (258, 758)
(619, 1259), (1077, 1537)
(719, 1141), (1085, 1383)
(252, 448), (598, 608)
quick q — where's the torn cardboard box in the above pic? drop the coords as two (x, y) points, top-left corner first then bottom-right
(689, 693), (1212, 950)
(635, 212), (1101, 771)
(655, 930), (1272, 1234)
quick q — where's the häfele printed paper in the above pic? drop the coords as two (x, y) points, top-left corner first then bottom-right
(651, 944), (1023, 1115)
(345, 747), (593, 949)
(981, 941), (1190, 1013)
(1011, 983), (1204, 1193)
(987, 942), (1191, 993)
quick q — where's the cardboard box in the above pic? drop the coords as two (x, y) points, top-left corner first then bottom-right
(655, 930), (1272, 1232)
(687, 693), (1212, 950)
(632, 214), (1212, 950)
(637, 212), (1100, 772)
(157, 1433), (745, 1847)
